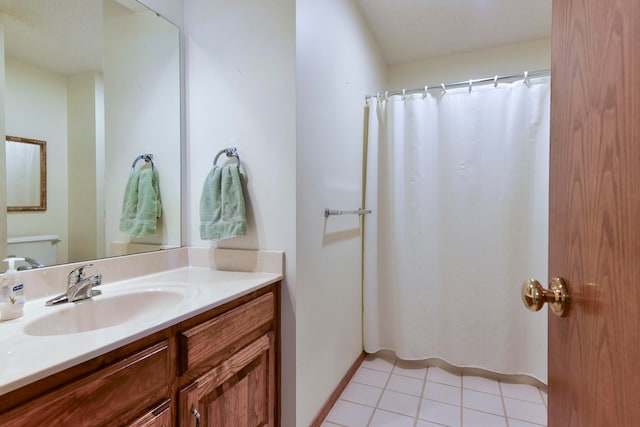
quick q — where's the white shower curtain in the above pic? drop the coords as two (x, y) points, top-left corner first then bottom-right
(364, 77), (550, 382)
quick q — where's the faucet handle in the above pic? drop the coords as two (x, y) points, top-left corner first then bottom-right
(68, 263), (93, 286)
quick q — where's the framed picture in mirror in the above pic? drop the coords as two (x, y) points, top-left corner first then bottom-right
(6, 135), (46, 212)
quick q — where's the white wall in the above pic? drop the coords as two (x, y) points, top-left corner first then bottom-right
(388, 38), (551, 90)
(296, 0), (386, 425)
(0, 26), (6, 261)
(183, 0), (297, 425)
(67, 72), (103, 261)
(5, 58), (69, 263)
(103, 0), (181, 253)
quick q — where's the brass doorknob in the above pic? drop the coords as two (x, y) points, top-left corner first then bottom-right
(521, 277), (570, 317)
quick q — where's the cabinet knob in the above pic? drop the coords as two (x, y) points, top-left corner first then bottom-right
(191, 403), (201, 427)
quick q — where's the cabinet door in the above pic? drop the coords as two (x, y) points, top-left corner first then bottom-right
(179, 333), (275, 427)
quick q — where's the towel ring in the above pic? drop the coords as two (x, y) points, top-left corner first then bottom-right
(131, 154), (154, 173)
(214, 147), (241, 168)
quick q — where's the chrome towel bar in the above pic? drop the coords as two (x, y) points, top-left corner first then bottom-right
(214, 147), (241, 168)
(324, 208), (372, 218)
(130, 153), (154, 173)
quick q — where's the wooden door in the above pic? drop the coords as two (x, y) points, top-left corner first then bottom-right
(179, 333), (276, 427)
(549, 0), (640, 425)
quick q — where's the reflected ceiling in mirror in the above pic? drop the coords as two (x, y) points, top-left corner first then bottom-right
(0, 0), (104, 75)
(1, 0), (181, 271)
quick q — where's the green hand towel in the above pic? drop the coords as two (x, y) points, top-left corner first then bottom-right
(119, 166), (162, 237)
(200, 165), (247, 240)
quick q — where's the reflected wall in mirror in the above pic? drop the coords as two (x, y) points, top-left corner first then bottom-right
(6, 136), (46, 212)
(0, 0), (181, 272)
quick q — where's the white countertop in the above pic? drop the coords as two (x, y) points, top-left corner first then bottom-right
(0, 267), (281, 396)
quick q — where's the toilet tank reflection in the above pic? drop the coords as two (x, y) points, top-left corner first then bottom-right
(6, 235), (60, 270)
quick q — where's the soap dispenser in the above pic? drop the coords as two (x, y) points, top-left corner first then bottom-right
(0, 257), (25, 320)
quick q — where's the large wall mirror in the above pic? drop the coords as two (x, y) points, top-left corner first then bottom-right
(0, 0), (181, 271)
(6, 136), (46, 212)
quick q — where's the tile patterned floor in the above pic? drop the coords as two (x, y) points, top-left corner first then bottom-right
(322, 354), (547, 427)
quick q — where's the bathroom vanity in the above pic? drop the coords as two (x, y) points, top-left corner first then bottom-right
(0, 264), (281, 426)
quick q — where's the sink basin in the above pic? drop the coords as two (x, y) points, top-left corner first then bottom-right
(24, 288), (187, 336)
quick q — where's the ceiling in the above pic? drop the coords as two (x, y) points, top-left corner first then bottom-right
(0, 1), (552, 74)
(355, 0), (552, 65)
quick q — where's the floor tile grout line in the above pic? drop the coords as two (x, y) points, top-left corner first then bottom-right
(463, 389), (501, 396)
(508, 414), (547, 426)
(499, 381), (510, 427)
(383, 387), (425, 399)
(413, 367), (430, 427)
(391, 364), (429, 381)
(501, 382), (547, 405)
(502, 394), (547, 405)
(502, 396), (547, 407)
(390, 372), (429, 381)
(365, 357), (397, 427)
(426, 396), (462, 407)
(460, 374), (464, 427)
(501, 382), (548, 426)
(350, 380), (384, 390)
(463, 405), (513, 419)
(359, 365), (394, 375)
(338, 397), (377, 410)
(330, 398), (430, 425)
(366, 406), (426, 423)
(464, 382), (546, 404)
(462, 385), (502, 396)
(360, 362), (394, 374)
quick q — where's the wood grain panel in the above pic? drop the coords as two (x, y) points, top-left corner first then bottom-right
(550, 0), (640, 425)
(208, 357), (266, 426)
(178, 292), (274, 373)
(1, 341), (170, 426)
(179, 333), (275, 427)
(127, 399), (172, 427)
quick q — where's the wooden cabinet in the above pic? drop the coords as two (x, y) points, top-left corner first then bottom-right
(178, 292), (277, 426)
(0, 283), (280, 427)
(178, 333), (275, 426)
(1, 341), (171, 427)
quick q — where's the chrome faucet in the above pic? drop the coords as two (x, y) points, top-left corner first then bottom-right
(17, 257), (45, 270)
(45, 264), (103, 306)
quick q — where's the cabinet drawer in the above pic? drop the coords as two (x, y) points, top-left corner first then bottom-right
(2, 341), (170, 427)
(179, 292), (275, 373)
(127, 399), (172, 427)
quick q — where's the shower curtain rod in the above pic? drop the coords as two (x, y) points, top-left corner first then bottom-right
(365, 69), (550, 100)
